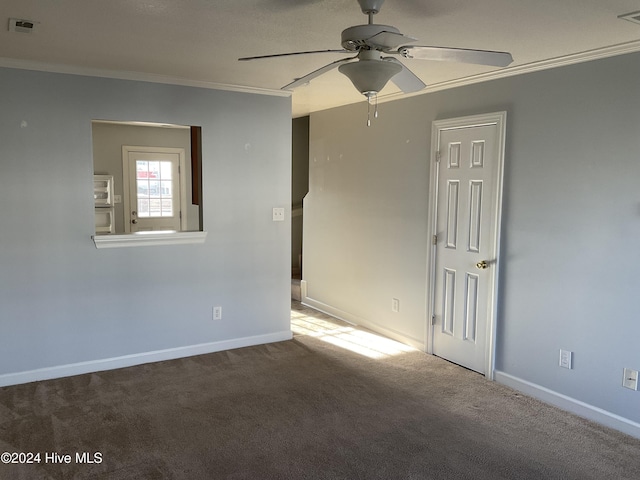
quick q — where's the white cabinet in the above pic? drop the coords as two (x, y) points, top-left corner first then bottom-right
(94, 175), (115, 234)
(94, 175), (114, 206)
(94, 208), (114, 233)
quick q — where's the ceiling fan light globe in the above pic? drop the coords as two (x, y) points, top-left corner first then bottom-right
(338, 59), (402, 97)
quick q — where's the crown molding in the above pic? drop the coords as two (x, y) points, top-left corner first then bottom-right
(378, 39), (640, 104)
(2, 38), (640, 111)
(0, 57), (291, 98)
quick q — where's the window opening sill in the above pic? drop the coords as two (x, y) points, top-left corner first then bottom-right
(92, 231), (207, 249)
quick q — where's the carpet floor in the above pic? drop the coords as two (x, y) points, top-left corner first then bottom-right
(1, 301), (639, 479)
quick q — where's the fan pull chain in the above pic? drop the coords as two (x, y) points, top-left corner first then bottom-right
(366, 94), (379, 127)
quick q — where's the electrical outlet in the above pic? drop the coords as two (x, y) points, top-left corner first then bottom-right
(272, 207), (285, 222)
(213, 306), (222, 320)
(623, 368), (638, 390)
(559, 349), (572, 369)
(391, 298), (400, 313)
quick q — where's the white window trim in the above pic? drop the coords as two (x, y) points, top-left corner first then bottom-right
(92, 231), (207, 249)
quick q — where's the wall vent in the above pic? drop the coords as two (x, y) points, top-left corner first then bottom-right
(8, 18), (37, 34)
(618, 11), (640, 25)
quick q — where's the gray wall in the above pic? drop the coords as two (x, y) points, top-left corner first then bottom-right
(0, 67), (292, 380)
(304, 52), (640, 429)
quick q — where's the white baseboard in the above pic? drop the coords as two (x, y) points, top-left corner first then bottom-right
(0, 330), (293, 388)
(301, 293), (425, 351)
(494, 370), (640, 440)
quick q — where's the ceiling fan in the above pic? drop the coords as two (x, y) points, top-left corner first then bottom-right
(239, 0), (513, 121)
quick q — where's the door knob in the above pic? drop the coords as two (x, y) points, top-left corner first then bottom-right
(476, 260), (489, 270)
(132, 219), (138, 224)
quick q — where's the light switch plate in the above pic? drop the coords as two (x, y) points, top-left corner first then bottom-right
(623, 368), (638, 390)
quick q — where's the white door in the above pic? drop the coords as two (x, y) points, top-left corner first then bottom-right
(429, 112), (506, 376)
(122, 146), (186, 233)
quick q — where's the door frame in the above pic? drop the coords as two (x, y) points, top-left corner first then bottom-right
(426, 111), (507, 380)
(122, 145), (188, 233)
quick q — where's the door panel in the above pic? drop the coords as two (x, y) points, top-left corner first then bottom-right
(445, 180), (459, 248)
(464, 272), (479, 342)
(430, 115), (505, 375)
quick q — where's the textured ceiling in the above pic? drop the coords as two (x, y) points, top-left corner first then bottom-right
(2, 0), (640, 117)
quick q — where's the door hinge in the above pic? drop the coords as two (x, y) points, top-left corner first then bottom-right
(431, 314), (436, 325)
(432, 234), (438, 245)
(435, 151), (441, 163)
(179, 211), (182, 220)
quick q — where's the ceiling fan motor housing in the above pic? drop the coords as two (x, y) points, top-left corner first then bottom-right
(357, 0), (385, 15)
(341, 24), (400, 51)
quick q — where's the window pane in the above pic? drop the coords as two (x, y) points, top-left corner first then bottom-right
(161, 199), (173, 217)
(160, 161), (173, 180)
(149, 181), (160, 197)
(149, 199), (161, 216)
(161, 180), (172, 196)
(137, 198), (150, 217)
(137, 179), (149, 196)
(136, 161), (148, 179)
(148, 161), (160, 179)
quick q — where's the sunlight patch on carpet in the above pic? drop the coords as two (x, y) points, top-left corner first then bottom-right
(291, 311), (415, 359)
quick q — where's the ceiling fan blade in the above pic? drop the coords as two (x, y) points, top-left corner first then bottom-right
(398, 45), (513, 67)
(239, 49), (351, 61)
(282, 56), (358, 90)
(365, 31), (417, 50)
(383, 57), (426, 93)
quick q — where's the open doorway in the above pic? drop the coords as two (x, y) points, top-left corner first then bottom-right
(291, 116), (309, 301)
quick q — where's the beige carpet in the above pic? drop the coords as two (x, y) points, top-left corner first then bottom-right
(1, 301), (639, 479)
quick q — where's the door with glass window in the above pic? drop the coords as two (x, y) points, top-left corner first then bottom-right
(122, 146), (185, 232)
